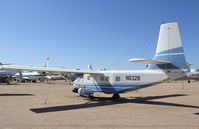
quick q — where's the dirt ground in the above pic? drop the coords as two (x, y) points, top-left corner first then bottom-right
(0, 80), (199, 129)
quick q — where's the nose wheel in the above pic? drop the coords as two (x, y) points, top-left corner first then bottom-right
(88, 94), (95, 100)
(72, 88), (78, 93)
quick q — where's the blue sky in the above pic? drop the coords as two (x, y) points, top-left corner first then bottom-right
(0, 0), (199, 70)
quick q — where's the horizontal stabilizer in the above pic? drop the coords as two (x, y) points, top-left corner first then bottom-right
(129, 58), (171, 64)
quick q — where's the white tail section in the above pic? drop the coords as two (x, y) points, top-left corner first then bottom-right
(147, 22), (188, 79)
(156, 22), (183, 54)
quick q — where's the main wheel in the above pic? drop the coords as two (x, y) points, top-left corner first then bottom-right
(112, 93), (120, 101)
(6, 81), (10, 85)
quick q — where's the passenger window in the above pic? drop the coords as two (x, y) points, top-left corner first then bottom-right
(105, 76), (109, 81)
(116, 76), (120, 81)
(100, 76), (104, 81)
(87, 76), (90, 80)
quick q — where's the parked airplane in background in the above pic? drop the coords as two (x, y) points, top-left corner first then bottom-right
(0, 62), (14, 84)
(14, 71), (42, 82)
(2, 22), (189, 100)
(14, 57), (50, 82)
(187, 69), (199, 83)
(0, 70), (13, 84)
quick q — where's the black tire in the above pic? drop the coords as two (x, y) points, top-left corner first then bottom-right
(88, 94), (94, 100)
(72, 88), (78, 93)
(6, 81), (10, 85)
(32, 80), (37, 83)
(112, 93), (120, 101)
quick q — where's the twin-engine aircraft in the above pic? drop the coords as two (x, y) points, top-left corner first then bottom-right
(2, 22), (189, 100)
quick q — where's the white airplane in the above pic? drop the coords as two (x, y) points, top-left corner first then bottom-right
(14, 71), (41, 82)
(187, 69), (199, 82)
(0, 62), (15, 84)
(2, 22), (189, 99)
(14, 57), (50, 82)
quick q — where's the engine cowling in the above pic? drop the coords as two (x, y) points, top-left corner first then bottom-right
(78, 87), (93, 97)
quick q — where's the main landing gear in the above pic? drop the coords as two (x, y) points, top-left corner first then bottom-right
(112, 93), (120, 101)
(86, 93), (120, 101)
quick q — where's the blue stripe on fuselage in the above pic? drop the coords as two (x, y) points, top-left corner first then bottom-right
(84, 84), (153, 94)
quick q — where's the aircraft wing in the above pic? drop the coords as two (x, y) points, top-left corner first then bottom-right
(129, 58), (171, 64)
(2, 65), (102, 75)
(0, 62), (13, 65)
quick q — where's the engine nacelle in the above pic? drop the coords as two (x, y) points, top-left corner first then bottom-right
(78, 87), (93, 97)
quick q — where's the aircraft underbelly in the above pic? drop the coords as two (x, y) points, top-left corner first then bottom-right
(84, 81), (162, 94)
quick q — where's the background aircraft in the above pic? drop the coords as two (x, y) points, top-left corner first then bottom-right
(0, 62), (15, 85)
(14, 57), (50, 83)
(0, 70), (13, 85)
(187, 69), (199, 82)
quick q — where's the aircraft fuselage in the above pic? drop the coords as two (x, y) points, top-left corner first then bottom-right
(73, 70), (167, 94)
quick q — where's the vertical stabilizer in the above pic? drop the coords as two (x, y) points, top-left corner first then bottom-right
(147, 22), (188, 79)
(44, 57), (50, 68)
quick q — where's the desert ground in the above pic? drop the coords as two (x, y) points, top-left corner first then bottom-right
(0, 80), (199, 129)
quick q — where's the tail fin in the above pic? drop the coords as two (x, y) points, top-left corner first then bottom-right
(147, 22), (188, 79)
(88, 64), (93, 70)
(44, 57), (50, 68)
